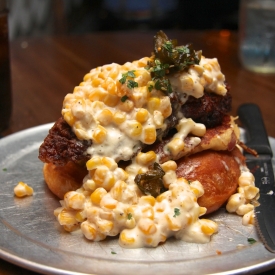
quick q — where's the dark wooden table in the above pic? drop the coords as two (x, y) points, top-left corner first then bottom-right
(1, 30), (275, 274)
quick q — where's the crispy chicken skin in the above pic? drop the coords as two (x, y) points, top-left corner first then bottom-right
(181, 90), (232, 128)
(38, 117), (91, 166)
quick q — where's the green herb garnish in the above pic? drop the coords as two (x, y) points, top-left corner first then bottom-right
(127, 213), (133, 220)
(119, 71), (138, 89)
(111, 251), (117, 254)
(247, 238), (257, 244)
(2, 168), (7, 171)
(121, 95), (128, 102)
(146, 30), (201, 95)
(173, 208), (181, 218)
(134, 162), (166, 197)
(127, 79), (138, 89)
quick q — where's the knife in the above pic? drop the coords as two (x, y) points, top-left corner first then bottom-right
(238, 103), (275, 253)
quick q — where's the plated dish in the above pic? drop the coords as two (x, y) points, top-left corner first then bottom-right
(0, 124), (275, 275)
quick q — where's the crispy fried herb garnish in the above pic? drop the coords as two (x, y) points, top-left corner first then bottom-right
(134, 162), (166, 197)
(147, 30), (201, 94)
(153, 30), (201, 72)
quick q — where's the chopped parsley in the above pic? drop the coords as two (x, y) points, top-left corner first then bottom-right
(119, 70), (138, 89)
(173, 208), (181, 218)
(127, 79), (138, 89)
(2, 168), (7, 172)
(121, 95), (128, 102)
(111, 250), (117, 254)
(127, 213), (133, 220)
(148, 83), (154, 92)
(247, 237), (257, 244)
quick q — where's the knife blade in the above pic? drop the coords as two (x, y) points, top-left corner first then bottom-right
(238, 103), (275, 253)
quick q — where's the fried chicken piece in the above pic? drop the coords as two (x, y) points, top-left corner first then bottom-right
(150, 115), (239, 163)
(38, 117), (91, 166)
(176, 147), (245, 214)
(181, 90), (232, 128)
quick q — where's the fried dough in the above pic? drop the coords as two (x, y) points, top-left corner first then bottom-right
(176, 147), (245, 214)
(43, 162), (87, 199)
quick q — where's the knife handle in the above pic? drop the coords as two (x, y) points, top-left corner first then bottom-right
(237, 103), (273, 156)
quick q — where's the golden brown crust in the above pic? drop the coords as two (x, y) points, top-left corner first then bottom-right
(150, 115), (240, 163)
(176, 147), (245, 214)
(43, 162), (87, 199)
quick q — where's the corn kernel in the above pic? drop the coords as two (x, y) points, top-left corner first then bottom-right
(153, 110), (164, 128)
(100, 195), (118, 209)
(166, 138), (185, 156)
(104, 93), (120, 107)
(203, 73), (213, 84)
(108, 67), (119, 80)
(139, 195), (156, 206)
(242, 210), (255, 225)
(141, 206), (154, 220)
(86, 156), (103, 170)
(120, 230), (136, 245)
(75, 211), (86, 222)
(166, 214), (181, 231)
(91, 78), (103, 87)
(118, 99), (134, 112)
(161, 161), (177, 172)
(14, 181), (33, 197)
(113, 111), (126, 124)
(193, 64), (204, 75)
(98, 72), (106, 79)
(89, 88), (107, 102)
(236, 203), (254, 216)
(200, 219), (218, 235)
(180, 75), (194, 91)
(136, 151), (156, 166)
(63, 111), (75, 127)
(136, 108), (149, 123)
(81, 221), (106, 241)
(64, 191), (86, 210)
(243, 186), (259, 200)
(147, 97), (160, 113)
(111, 180), (127, 201)
(226, 193), (246, 213)
(58, 208), (77, 226)
(238, 171), (255, 187)
(54, 207), (63, 217)
(93, 166), (109, 184)
(143, 126), (156, 144)
(126, 121), (143, 137)
(92, 125), (107, 144)
(96, 219), (114, 234)
(91, 187), (107, 205)
(138, 219), (157, 235)
(97, 109), (113, 126)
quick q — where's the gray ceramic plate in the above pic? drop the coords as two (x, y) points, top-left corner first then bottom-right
(0, 124), (275, 275)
